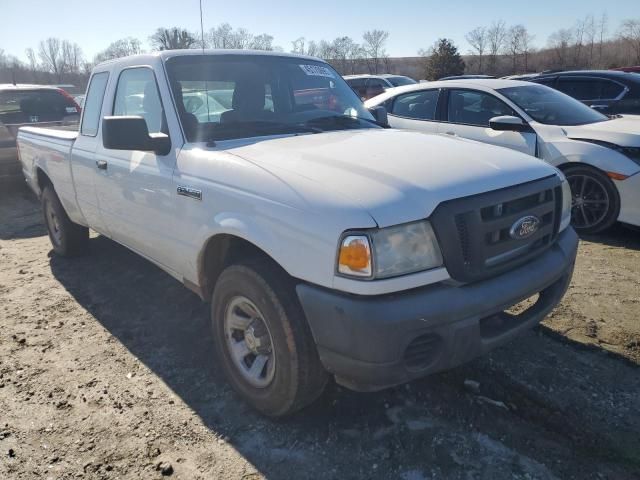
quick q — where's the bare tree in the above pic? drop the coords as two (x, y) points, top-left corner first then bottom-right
(506, 25), (524, 73)
(598, 13), (608, 67)
(520, 28), (535, 72)
(25, 47), (38, 72)
(465, 27), (488, 73)
(619, 19), (640, 64)
(62, 41), (83, 75)
(38, 38), (64, 81)
(306, 40), (319, 58)
(291, 37), (306, 54)
(208, 23), (234, 49)
(487, 20), (507, 74)
(548, 28), (573, 68)
(573, 18), (587, 67)
(150, 27), (197, 51)
(584, 15), (597, 67)
(94, 37), (142, 63)
(362, 29), (389, 74)
(251, 34), (275, 51)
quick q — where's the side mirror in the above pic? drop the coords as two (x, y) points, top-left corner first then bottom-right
(102, 116), (171, 156)
(489, 115), (528, 132)
(368, 106), (389, 128)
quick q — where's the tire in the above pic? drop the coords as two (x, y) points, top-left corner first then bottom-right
(41, 186), (89, 256)
(211, 259), (328, 417)
(563, 165), (620, 235)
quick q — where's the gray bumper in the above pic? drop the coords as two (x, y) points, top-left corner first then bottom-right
(296, 228), (578, 391)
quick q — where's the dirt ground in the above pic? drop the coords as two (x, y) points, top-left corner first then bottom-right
(1, 182), (639, 480)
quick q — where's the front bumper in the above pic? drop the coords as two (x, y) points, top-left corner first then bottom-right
(296, 228), (578, 391)
(616, 172), (640, 227)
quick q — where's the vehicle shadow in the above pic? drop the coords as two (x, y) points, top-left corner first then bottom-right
(579, 223), (640, 251)
(48, 235), (640, 479)
(0, 181), (46, 240)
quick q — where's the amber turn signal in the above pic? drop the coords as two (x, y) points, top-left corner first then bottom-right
(338, 236), (372, 277)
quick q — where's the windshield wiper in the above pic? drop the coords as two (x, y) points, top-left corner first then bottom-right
(206, 121), (321, 145)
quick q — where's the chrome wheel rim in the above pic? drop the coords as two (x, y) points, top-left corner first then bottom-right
(567, 174), (610, 230)
(45, 199), (62, 246)
(224, 296), (276, 388)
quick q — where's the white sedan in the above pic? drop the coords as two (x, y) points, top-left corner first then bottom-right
(366, 79), (640, 233)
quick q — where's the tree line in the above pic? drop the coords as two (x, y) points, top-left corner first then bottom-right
(1, 14), (639, 88)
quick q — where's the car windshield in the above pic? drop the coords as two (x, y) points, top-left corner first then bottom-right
(386, 76), (417, 87)
(165, 54), (378, 142)
(497, 84), (609, 126)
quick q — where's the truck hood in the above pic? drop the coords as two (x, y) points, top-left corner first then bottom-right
(563, 115), (640, 147)
(222, 129), (555, 227)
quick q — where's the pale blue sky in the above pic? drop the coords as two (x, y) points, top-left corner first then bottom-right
(2, 0), (638, 61)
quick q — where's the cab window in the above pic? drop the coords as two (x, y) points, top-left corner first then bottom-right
(81, 72), (109, 136)
(113, 68), (167, 134)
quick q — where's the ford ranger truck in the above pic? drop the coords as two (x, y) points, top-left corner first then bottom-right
(17, 50), (578, 417)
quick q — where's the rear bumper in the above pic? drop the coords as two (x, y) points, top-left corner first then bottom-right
(296, 228), (578, 391)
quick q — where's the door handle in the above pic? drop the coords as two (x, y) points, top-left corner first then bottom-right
(589, 104), (607, 109)
(445, 131), (457, 136)
(96, 160), (108, 170)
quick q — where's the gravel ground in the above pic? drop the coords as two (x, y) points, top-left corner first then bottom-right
(1, 182), (639, 479)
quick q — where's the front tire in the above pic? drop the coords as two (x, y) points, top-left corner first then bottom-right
(211, 259), (328, 417)
(41, 186), (89, 256)
(563, 165), (620, 234)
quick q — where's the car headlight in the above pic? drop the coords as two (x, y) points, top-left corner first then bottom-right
(337, 220), (443, 279)
(577, 139), (640, 167)
(560, 178), (572, 232)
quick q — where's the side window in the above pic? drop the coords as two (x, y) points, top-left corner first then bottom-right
(80, 72), (109, 136)
(556, 78), (600, 100)
(600, 80), (625, 100)
(113, 68), (166, 134)
(365, 79), (386, 98)
(447, 89), (516, 127)
(391, 90), (439, 120)
(532, 77), (556, 87)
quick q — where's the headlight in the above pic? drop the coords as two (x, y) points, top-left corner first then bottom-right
(560, 178), (572, 232)
(337, 220), (443, 279)
(577, 139), (640, 167)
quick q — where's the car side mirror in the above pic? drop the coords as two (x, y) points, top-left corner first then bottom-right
(102, 116), (171, 156)
(368, 106), (389, 128)
(489, 115), (527, 132)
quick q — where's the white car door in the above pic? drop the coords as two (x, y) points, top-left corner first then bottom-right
(442, 88), (537, 156)
(386, 89), (442, 134)
(93, 66), (181, 274)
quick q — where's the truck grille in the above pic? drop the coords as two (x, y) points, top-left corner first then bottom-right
(430, 176), (562, 283)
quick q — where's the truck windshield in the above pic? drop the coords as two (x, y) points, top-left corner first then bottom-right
(165, 54), (378, 142)
(497, 84), (609, 126)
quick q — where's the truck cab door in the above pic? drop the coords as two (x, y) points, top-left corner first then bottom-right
(442, 88), (537, 157)
(93, 66), (181, 275)
(71, 71), (111, 234)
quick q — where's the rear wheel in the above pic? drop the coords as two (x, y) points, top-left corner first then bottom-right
(211, 259), (328, 417)
(563, 165), (620, 234)
(41, 186), (89, 256)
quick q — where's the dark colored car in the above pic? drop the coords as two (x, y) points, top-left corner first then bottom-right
(526, 70), (640, 115)
(344, 74), (417, 100)
(0, 84), (81, 181)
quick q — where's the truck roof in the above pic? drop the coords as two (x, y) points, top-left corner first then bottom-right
(94, 49), (323, 69)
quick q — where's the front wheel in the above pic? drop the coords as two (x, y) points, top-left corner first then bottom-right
(211, 260), (328, 417)
(563, 165), (620, 235)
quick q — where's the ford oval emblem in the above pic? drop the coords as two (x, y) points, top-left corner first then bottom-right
(509, 215), (540, 240)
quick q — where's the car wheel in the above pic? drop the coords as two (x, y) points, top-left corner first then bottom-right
(41, 186), (89, 256)
(211, 259), (328, 417)
(563, 165), (620, 234)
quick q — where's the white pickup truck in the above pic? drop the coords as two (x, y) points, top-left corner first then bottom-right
(17, 50), (578, 416)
